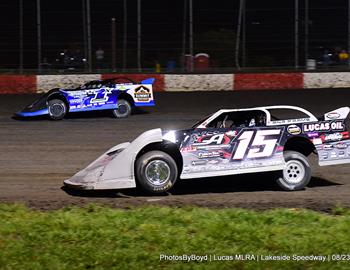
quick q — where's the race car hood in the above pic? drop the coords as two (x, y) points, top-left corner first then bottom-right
(64, 128), (164, 190)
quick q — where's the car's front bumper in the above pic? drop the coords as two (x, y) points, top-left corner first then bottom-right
(15, 108), (49, 117)
(63, 179), (95, 190)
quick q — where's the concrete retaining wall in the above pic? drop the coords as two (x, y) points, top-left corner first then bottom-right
(304, 72), (350, 89)
(37, 74), (101, 93)
(2, 72), (350, 93)
(164, 74), (233, 91)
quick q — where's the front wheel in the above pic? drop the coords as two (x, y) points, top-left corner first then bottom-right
(112, 99), (132, 118)
(136, 151), (178, 194)
(276, 151), (311, 191)
(48, 99), (67, 120)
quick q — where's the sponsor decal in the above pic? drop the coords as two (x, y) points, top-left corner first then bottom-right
(70, 98), (83, 104)
(276, 146), (284, 152)
(196, 144), (231, 150)
(134, 85), (151, 102)
(197, 151), (222, 159)
(307, 132), (319, 138)
(321, 133), (343, 142)
(339, 151), (346, 157)
(335, 143), (348, 149)
(312, 138), (323, 145)
(207, 159), (221, 165)
(330, 152), (337, 158)
(303, 121), (344, 132)
(343, 131), (350, 139)
(193, 134), (224, 145)
(287, 124), (301, 135)
(180, 146), (197, 152)
(326, 112), (341, 120)
(193, 133), (231, 146)
(322, 153), (329, 159)
(322, 144), (333, 150)
(191, 160), (207, 166)
(272, 118), (310, 124)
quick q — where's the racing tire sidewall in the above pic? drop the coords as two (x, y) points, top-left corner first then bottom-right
(48, 99), (66, 120)
(112, 99), (132, 118)
(136, 150), (178, 194)
(276, 150), (311, 191)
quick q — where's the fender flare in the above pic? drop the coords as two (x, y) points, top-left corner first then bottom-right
(46, 89), (70, 112)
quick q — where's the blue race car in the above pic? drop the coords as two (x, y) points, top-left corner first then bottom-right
(15, 77), (155, 120)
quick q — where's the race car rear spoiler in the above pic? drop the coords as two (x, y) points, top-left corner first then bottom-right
(140, 78), (155, 84)
(324, 107), (350, 121)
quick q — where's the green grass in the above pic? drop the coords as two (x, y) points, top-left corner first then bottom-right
(1, 204), (350, 270)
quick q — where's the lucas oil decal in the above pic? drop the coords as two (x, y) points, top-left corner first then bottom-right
(134, 86), (151, 102)
(303, 121), (344, 132)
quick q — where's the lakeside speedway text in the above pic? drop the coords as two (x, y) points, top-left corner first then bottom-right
(159, 254), (350, 262)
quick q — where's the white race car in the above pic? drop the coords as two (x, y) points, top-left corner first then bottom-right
(64, 105), (350, 193)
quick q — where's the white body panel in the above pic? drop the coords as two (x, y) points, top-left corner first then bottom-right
(64, 129), (163, 190)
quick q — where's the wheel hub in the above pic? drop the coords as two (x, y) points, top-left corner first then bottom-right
(283, 160), (305, 184)
(145, 160), (170, 186)
(117, 104), (127, 114)
(50, 103), (64, 116)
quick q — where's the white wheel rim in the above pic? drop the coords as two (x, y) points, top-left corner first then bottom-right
(145, 160), (170, 186)
(283, 160), (305, 184)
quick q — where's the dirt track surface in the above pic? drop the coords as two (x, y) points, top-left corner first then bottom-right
(1, 89), (350, 212)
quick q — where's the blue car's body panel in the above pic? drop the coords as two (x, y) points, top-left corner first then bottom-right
(16, 108), (49, 117)
(16, 78), (155, 118)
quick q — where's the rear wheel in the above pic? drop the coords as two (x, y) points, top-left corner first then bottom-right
(276, 151), (311, 191)
(112, 99), (132, 118)
(136, 150), (178, 194)
(48, 99), (66, 120)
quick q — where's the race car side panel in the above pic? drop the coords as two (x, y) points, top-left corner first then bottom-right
(316, 139), (350, 166)
(62, 88), (118, 112)
(303, 120), (350, 166)
(179, 127), (286, 179)
(281, 118), (350, 166)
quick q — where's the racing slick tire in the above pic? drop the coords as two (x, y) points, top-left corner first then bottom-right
(112, 99), (132, 118)
(48, 99), (67, 120)
(136, 150), (178, 194)
(276, 151), (311, 191)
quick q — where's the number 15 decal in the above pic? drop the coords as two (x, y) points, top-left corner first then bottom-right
(233, 129), (282, 160)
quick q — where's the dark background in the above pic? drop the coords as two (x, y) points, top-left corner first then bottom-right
(0, 0), (348, 71)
